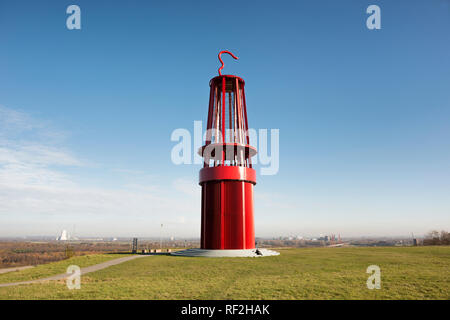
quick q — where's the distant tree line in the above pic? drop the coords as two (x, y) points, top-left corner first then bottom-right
(423, 230), (450, 246)
(0, 241), (131, 268)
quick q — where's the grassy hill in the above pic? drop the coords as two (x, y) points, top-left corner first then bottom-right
(0, 254), (127, 284)
(0, 247), (449, 299)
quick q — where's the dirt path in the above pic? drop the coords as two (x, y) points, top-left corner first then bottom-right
(0, 265), (34, 274)
(0, 255), (146, 288)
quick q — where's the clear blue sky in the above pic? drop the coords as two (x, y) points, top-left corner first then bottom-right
(0, 0), (449, 238)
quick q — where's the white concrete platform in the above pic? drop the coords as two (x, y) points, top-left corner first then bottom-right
(171, 248), (279, 258)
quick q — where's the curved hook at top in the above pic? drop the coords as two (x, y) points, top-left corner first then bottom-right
(218, 50), (239, 76)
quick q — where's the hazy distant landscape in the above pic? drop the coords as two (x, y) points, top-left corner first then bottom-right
(1, 230), (448, 269)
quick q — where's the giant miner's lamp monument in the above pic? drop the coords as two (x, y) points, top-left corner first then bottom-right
(173, 51), (279, 257)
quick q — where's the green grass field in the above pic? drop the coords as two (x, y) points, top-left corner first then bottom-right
(0, 247), (449, 300)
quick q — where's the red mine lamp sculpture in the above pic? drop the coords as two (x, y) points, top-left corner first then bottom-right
(173, 51), (278, 257)
(200, 51), (256, 250)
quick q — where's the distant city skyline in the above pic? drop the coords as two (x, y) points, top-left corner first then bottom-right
(1, 1), (449, 238)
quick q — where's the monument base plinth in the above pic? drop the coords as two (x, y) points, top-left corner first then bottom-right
(170, 248), (279, 258)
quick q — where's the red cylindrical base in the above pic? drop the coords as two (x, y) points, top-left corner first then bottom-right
(200, 180), (255, 249)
